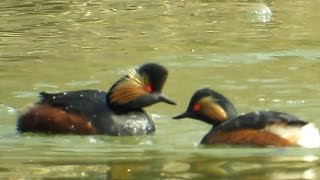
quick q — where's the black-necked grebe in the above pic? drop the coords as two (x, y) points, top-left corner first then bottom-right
(173, 88), (320, 148)
(17, 63), (176, 136)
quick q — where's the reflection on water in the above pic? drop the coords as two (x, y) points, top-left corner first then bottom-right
(1, 0), (320, 179)
(1, 149), (319, 179)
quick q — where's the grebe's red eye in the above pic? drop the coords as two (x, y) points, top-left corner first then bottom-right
(192, 104), (200, 111)
(144, 84), (152, 93)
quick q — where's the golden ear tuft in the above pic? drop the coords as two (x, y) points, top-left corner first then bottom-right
(109, 69), (150, 105)
(197, 96), (227, 121)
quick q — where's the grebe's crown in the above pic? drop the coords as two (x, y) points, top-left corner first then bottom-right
(173, 88), (237, 125)
(107, 63), (176, 112)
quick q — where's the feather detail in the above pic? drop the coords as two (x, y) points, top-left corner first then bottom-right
(17, 104), (96, 135)
(265, 122), (320, 148)
(203, 129), (291, 146)
(197, 96), (227, 122)
(109, 69), (150, 105)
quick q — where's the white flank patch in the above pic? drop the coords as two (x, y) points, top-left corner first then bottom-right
(298, 123), (320, 148)
(266, 123), (320, 148)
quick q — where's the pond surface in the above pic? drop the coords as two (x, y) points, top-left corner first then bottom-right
(1, 0), (320, 179)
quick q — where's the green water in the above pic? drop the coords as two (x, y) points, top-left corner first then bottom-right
(1, 0), (320, 179)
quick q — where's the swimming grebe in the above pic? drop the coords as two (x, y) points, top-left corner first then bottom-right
(17, 63), (176, 136)
(173, 88), (320, 148)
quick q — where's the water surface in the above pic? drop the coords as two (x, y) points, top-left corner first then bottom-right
(1, 0), (320, 179)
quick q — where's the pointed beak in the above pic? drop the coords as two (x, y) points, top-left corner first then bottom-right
(158, 94), (177, 105)
(172, 111), (190, 119)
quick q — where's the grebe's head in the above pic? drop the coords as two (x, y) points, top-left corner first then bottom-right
(107, 63), (176, 112)
(173, 88), (237, 126)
